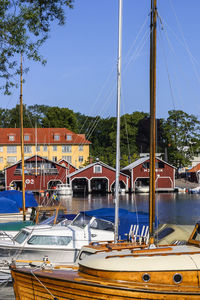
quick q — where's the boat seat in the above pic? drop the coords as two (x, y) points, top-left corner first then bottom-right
(128, 225), (149, 244)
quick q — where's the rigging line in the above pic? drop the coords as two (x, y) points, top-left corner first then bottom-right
(123, 28), (151, 75)
(120, 88), (131, 161)
(123, 15), (149, 66)
(162, 18), (200, 68)
(77, 64), (116, 135)
(30, 267), (58, 300)
(75, 16), (149, 137)
(163, 2), (200, 85)
(85, 32), (151, 143)
(77, 19), (150, 139)
(158, 22), (196, 158)
(157, 19), (176, 111)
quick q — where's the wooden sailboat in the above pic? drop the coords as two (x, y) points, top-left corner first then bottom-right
(10, 1), (200, 299)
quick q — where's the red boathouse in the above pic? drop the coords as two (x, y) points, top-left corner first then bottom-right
(5, 155), (68, 191)
(121, 156), (176, 192)
(58, 159), (78, 175)
(68, 161), (130, 193)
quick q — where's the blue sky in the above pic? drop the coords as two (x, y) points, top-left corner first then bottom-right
(1, 0), (200, 120)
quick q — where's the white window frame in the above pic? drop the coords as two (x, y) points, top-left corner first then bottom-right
(7, 146), (17, 153)
(0, 146), (3, 152)
(62, 156), (72, 163)
(24, 145), (32, 153)
(52, 156), (57, 162)
(62, 145), (72, 153)
(36, 145), (40, 152)
(9, 135), (15, 141)
(54, 134), (60, 141)
(7, 156), (17, 163)
(79, 156), (84, 162)
(66, 134), (72, 141)
(24, 134), (30, 141)
(79, 145), (83, 151)
(52, 145), (57, 152)
(94, 165), (102, 173)
(43, 145), (47, 152)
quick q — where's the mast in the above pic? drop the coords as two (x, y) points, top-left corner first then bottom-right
(20, 53), (26, 221)
(35, 123), (37, 175)
(149, 0), (157, 244)
(114, 0), (123, 243)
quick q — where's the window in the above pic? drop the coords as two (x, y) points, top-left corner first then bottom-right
(9, 135), (15, 141)
(62, 145), (71, 153)
(66, 134), (72, 141)
(24, 145), (32, 153)
(79, 145), (83, 151)
(13, 230), (29, 244)
(43, 145), (47, 152)
(143, 162), (150, 169)
(7, 146), (17, 153)
(27, 235), (72, 246)
(79, 156), (83, 162)
(36, 145), (40, 152)
(52, 156), (57, 162)
(0, 146), (3, 152)
(0, 157), (3, 163)
(94, 165), (102, 173)
(52, 145), (57, 152)
(156, 162), (164, 169)
(62, 156), (72, 163)
(54, 134), (60, 141)
(24, 135), (30, 141)
(7, 156), (17, 163)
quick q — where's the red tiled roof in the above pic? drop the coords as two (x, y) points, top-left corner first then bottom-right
(0, 128), (91, 145)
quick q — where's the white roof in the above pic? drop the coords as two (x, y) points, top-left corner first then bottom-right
(68, 161), (129, 178)
(121, 156), (176, 171)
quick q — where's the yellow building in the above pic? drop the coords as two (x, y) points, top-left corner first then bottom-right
(0, 128), (91, 171)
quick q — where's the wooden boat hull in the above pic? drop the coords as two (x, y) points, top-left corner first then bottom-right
(11, 265), (200, 300)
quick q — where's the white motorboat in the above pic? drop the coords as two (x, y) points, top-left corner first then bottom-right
(56, 183), (73, 196)
(0, 211), (114, 280)
(135, 185), (149, 193)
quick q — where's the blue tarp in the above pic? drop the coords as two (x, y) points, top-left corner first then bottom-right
(84, 208), (158, 239)
(0, 190), (38, 210)
(0, 197), (19, 213)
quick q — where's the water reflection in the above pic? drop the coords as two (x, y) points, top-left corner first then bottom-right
(58, 193), (200, 225)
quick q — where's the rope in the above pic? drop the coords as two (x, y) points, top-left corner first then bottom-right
(31, 266), (58, 300)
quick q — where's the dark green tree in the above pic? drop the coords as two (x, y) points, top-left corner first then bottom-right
(41, 106), (77, 131)
(2, 104), (35, 127)
(162, 110), (200, 167)
(0, 0), (73, 94)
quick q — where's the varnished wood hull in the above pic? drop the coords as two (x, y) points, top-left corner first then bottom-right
(11, 266), (200, 300)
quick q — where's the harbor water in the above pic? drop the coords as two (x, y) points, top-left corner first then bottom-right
(1, 192), (200, 299)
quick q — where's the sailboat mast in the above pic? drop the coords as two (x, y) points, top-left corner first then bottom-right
(149, 0), (157, 243)
(20, 53), (26, 221)
(114, 0), (123, 243)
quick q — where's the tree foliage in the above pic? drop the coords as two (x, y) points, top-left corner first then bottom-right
(0, 0), (73, 94)
(162, 110), (200, 167)
(1, 105), (200, 169)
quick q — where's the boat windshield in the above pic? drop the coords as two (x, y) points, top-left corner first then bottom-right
(90, 218), (114, 231)
(71, 213), (92, 228)
(13, 230), (29, 244)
